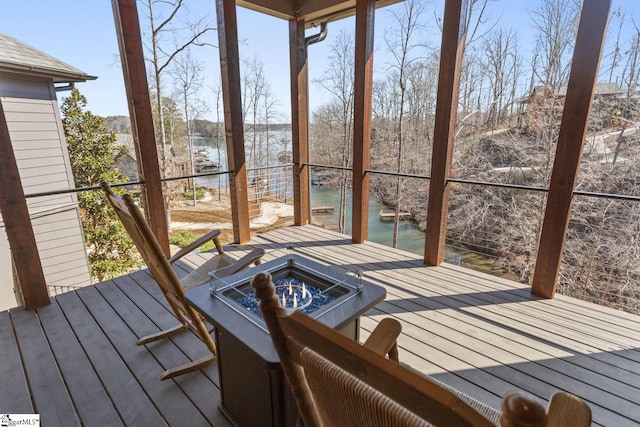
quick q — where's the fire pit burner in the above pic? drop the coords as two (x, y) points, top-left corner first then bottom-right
(208, 254), (361, 330)
(238, 278), (334, 314)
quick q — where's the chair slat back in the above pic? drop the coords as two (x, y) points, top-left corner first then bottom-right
(251, 271), (496, 427)
(285, 309), (495, 426)
(101, 183), (190, 324)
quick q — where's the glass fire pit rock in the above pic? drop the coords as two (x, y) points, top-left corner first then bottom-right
(208, 254), (364, 329)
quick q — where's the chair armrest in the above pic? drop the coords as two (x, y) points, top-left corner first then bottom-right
(169, 229), (224, 264)
(211, 248), (265, 278)
(363, 318), (402, 362)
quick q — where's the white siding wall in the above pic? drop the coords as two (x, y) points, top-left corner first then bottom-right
(0, 73), (91, 308)
(0, 228), (16, 310)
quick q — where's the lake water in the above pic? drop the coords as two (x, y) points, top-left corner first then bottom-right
(190, 134), (471, 268)
(310, 185), (463, 265)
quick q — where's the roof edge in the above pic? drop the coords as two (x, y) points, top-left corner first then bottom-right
(0, 62), (97, 83)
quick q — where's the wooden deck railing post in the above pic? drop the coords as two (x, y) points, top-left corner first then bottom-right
(0, 102), (49, 309)
(352, 0), (375, 243)
(290, 18), (310, 226)
(112, 0), (170, 256)
(217, 0), (251, 243)
(424, 0), (468, 265)
(531, 0), (612, 298)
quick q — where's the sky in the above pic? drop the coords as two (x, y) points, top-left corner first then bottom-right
(0, 0), (639, 122)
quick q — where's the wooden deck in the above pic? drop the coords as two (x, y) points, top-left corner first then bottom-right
(0, 259), (233, 427)
(2, 225), (639, 426)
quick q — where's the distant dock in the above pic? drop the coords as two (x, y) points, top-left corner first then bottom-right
(310, 171), (334, 186)
(312, 206), (334, 213)
(379, 210), (412, 221)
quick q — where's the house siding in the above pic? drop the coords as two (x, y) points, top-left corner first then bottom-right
(0, 73), (91, 309)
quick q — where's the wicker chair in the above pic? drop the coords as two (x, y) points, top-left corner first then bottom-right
(251, 271), (591, 427)
(101, 182), (264, 380)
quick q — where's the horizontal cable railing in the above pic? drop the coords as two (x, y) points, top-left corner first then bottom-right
(47, 284), (85, 297)
(13, 159), (640, 313)
(308, 163), (640, 314)
(246, 164), (294, 230)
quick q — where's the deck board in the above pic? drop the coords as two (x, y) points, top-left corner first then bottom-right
(55, 291), (167, 426)
(124, 269), (221, 384)
(0, 310), (34, 414)
(9, 307), (81, 427)
(112, 272), (226, 423)
(1, 225), (639, 426)
(89, 282), (211, 426)
(36, 299), (122, 426)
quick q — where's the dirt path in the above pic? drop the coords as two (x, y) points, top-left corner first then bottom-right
(169, 193), (293, 244)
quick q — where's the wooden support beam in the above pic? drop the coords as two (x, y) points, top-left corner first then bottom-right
(289, 18), (310, 226)
(112, 0), (170, 257)
(351, 0), (375, 243)
(424, 0), (467, 265)
(531, 0), (611, 298)
(217, 0), (251, 243)
(0, 101), (49, 309)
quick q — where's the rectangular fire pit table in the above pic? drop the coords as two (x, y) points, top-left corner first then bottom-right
(185, 254), (386, 427)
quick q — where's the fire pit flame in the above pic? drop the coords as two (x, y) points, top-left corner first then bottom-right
(276, 282), (311, 310)
(236, 277), (336, 317)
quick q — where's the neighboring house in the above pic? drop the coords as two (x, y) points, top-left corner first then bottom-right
(114, 133), (138, 180)
(115, 133), (193, 182)
(517, 82), (632, 130)
(522, 82), (625, 101)
(0, 32), (96, 310)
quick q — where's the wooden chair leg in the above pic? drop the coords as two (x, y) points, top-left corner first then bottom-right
(136, 323), (189, 345)
(159, 354), (217, 380)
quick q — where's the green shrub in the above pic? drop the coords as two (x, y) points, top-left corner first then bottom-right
(169, 230), (216, 252)
(183, 186), (206, 200)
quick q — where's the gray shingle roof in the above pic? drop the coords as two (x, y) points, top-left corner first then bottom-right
(0, 32), (96, 82)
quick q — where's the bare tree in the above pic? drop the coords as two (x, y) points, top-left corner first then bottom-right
(481, 28), (523, 130)
(138, 0), (214, 229)
(603, 6), (626, 84)
(612, 21), (640, 164)
(243, 57), (267, 173)
(455, 0), (498, 137)
(314, 30), (355, 233)
(171, 48), (206, 205)
(213, 82), (225, 201)
(382, 0), (427, 248)
(528, 0), (580, 89)
(139, 0), (215, 173)
(260, 84), (281, 197)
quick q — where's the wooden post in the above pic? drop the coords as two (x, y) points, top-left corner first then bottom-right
(352, 0), (375, 243)
(531, 0), (611, 298)
(0, 101), (49, 309)
(217, 0), (251, 243)
(112, 0), (170, 256)
(289, 18), (310, 226)
(424, 0), (467, 265)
